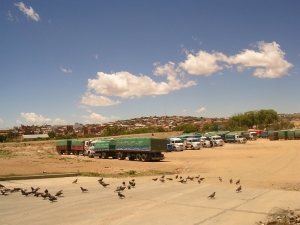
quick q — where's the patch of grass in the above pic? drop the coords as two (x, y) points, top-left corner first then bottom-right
(127, 170), (137, 175)
(59, 157), (67, 161)
(0, 149), (15, 158)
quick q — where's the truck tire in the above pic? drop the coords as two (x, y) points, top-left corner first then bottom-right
(117, 152), (125, 160)
(136, 154), (142, 161)
(101, 152), (108, 159)
(129, 156), (135, 161)
(141, 154), (149, 162)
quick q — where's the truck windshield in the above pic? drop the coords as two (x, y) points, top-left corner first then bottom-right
(175, 140), (183, 143)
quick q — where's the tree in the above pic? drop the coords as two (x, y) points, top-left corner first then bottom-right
(48, 131), (56, 139)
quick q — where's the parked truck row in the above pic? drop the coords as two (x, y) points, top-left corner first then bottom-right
(56, 137), (166, 162)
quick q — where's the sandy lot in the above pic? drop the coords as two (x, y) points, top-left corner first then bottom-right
(0, 138), (299, 191)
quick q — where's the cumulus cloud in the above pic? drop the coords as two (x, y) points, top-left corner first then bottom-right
(83, 113), (119, 124)
(20, 112), (66, 125)
(0, 118), (4, 124)
(81, 92), (121, 106)
(21, 112), (51, 124)
(77, 104), (92, 112)
(225, 41), (293, 78)
(15, 2), (40, 22)
(61, 67), (72, 73)
(195, 107), (207, 113)
(180, 41), (292, 78)
(53, 118), (67, 125)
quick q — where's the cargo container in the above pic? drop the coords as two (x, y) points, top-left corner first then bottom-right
(116, 137), (166, 161)
(278, 130), (288, 140)
(56, 139), (72, 154)
(295, 130), (300, 140)
(287, 130), (295, 140)
(216, 131), (230, 141)
(261, 131), (268, 138)
(268, 131), (278, 141)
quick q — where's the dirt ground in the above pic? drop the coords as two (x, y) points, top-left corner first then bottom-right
(0, 137), (299, 192)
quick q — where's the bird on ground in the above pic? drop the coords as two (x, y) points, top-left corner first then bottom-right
(23, 191), (32, 196)
(179, 176), (182, 179)
(178, 179), (184, 183)
(44, 189), (49, 194)
(236, 179), (240, 185)
(101, 182), (110, 187)
(80, 187), (88, 193)
(198, 179), (201, 184)
(1, 190), (8, 195)
(55, 190), (63, 197)
(129, 181), (135, 187)
(131, 179), (135, 182)
(98, 178), (103, 182)
(32, 187), (40, 193)
(199, 178), (205, 181)
(127, 185), (131, 190)
(118, 191), (125, 199)
(167, 178), (173, 181)
(195, 175), (200, 179)
(122, 181), (126, 186)
(236, 185), (242, 192)
(72, 178), (78, 184)
(34, 192), (43, 197)
(0, 184), (5, 188)
(207, 192), (216, 198)
(41, 193), (50, 199)
(13, 188), (22, 192)
(49, 195), (57, 202)
(230, 178), (233, 184)
(160, 178), (165, 182)
(219, 177), (222, 182)
(175, 175), (178, 179)
(161, 175), (165, 179)
(152, 178), (158, 181)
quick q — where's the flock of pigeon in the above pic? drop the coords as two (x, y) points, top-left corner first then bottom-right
(0, 175), (242, 203)
(151, 174), (242, 199)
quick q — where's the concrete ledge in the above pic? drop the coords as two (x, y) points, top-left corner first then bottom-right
(0, 172), (81, 181)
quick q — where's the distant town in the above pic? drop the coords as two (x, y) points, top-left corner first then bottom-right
(0, 113), (299, 139)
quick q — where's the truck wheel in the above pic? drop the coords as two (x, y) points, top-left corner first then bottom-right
(102, 152), (108, 159)
(191, 146), (194, 150)
(117, 152), (125, 160)
(173, 147), (176, 151)
(141, 154), (148, 162)
(129, 156), (135, 161)
(136, 154), (142, 161)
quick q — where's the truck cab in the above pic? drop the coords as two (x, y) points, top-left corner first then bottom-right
(184, 137), (201, 150)
(210, 135), (224, 146)
(167, 137), (184, 151)
(200, 136), (213, 148)
(249, 132), (257, 140)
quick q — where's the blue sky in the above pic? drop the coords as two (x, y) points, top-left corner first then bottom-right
(1, 1), (299, 128)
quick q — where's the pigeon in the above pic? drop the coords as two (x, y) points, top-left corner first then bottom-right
(44, 189), (49, 194)
(161, 175), (165, 179)
(101, 182), (110, 187)
(1, 190), (8, 195)
(236, 179), (240, 185)
(230, 178), (233, 184)
(80, 187), (88, 192)
(34, 192), (43, 197)
(207, 192), (216, 198)
(160, 178), (165, 182)
(152, 178), (158, 181)
(55, 190), (63, 197)
(236, 185), (242, 192)
(122, 181), (126, 186)
(72, 178), (78, 184)
(195, 175), (200, 179)
(118, 191), (125, 199)
(129, 181), (135, 187)
(219, 177), (222, 182)
(199, 178), (205, 181)
(98, 178), (103, 182)
(198, 179), (201, 184)
(127, 185), (131, 190)
(180, 176), (182, 179)
(0, 184), (5, 188)
(175, 175), (178, 179)
(41, 193), (50, 199)
(166, 178), (173, 181)
(49, 195), (57, 202)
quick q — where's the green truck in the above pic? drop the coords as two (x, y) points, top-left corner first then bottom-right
(88, 137), (166, 162)
(56, 139), (90, 155)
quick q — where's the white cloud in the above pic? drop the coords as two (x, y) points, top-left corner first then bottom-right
(7, 11), (14, 21)
(20, 112), (67, 125)
(225, 41), (293, 78)
(53, 118), (67, 125)
(81, 92), (121, 106)
(195, 107), (207, 113)
(15, 2), (40, 22)
(21, 112), (51, 124)
(83, 113), (119, 124)
(0, 119), (4, 124)
(179, 51), (227, 76)
(180, 41), (292, 78)
(61, 67), (72, 73)
(77, 104), (92, 112)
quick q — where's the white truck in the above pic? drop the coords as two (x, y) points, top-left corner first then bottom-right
(200, 137), (213, 148)
(167, 137), (184, 151)
(184, 137), (201, 150)
(210, 135), (225, 146)
(249, 132), (257, 140)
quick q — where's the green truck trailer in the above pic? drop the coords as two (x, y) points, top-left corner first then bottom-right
(56, 139), (89, 155)
(88, 137), (166, 162)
